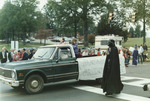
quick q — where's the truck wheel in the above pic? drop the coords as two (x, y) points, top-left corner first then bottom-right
(25, 75), (44, 94)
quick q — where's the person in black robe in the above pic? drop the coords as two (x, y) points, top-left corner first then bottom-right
(101, 39), (124, 96)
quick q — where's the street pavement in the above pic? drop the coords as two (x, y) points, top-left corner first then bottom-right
(0, 62), (150, 101)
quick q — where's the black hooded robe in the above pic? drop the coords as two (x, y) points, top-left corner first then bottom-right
(101, 42), (124, 94)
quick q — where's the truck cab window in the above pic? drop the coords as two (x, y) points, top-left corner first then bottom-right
(53, 47), (72, 60)
(60, 48), (72, 59)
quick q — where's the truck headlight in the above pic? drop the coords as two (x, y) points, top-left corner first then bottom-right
(11, 70), (17, 80)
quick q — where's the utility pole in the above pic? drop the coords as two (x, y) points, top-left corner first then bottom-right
(143, 0), (146, 44)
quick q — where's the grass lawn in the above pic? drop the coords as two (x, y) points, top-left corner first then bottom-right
(122, 38), (150, 62)
(122, 38), (150, 48)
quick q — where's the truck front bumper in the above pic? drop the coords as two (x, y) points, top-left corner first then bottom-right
(0, 75), (20, 87)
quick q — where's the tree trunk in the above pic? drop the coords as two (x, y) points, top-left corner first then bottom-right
(6, 32), (9, 44)
(12, 29), (15, 41)
(83, 19), (88, 47)
(143, 0), (146, 44)
(17, 33), (19, 41)
(23, 32), (26, 45)
(74, 20), (77, 38)
(44, 33), (46, 45)
(82, 3), (88, 47)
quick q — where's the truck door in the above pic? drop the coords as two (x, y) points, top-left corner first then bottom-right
(52, 47), (78, 82)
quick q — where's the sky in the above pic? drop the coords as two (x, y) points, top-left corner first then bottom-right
(0, 0), (150, 37)
(0, 0), (47, 10)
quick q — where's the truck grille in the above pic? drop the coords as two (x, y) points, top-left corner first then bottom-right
(0, 68), (11, 78)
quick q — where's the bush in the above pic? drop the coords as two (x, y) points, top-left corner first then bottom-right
(88, 34), (95, 45)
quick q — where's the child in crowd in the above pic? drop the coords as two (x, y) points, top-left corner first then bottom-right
(97, 48), (101, 56)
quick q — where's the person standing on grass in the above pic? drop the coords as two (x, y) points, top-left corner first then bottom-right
(123, 49), (128, 67)
(143, 43), (148, 51)
(143, 43), (148, 62)
(101, 39), (124, 96)
(138, 45), (144, 64)
(132, 44), (138, 66)
(126, 48), (131, 65)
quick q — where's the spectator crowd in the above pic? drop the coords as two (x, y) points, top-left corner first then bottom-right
(122, 42), (149, 67)
(0, 47), (36, 63)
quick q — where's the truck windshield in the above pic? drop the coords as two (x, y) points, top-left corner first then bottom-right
(33, 47), (55, 59)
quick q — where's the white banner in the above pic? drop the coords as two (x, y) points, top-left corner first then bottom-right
(77, 55), (126, 80)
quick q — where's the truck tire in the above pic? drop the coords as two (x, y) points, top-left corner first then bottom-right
(25, 75), (44, 94)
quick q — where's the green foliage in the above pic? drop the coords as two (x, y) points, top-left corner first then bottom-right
(129, 25), (143, 38)
(45, 0), (107, 47)
(1, 0), (149, 48)
(120, 0), (150, 26)
(122, 38), (150, 48)
(0, 0), (46, 44)
(97, 14), (129, 42)
(135, 25), (142, 37)
(129, 27), (134, 37)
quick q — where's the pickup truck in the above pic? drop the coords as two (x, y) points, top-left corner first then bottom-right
(0, 44), (126, 94)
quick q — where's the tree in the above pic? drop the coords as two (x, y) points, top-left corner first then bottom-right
(120, 0), (150, 43)
(88, 34), (95, 45)
(135, 24), (142, 38)
(129, 27), (134, 38)
(74, 0), (106, 47)
(0, 0), (45, 44)
(97, 14), (110, 35)
(0, 2), (18, 42)
(46, 0), (106, 47)
(96, 13), (129, 42)
(14, 0), (41, 44)
(45, 0), (80, 38)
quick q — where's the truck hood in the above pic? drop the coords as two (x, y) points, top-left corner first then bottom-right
(0, 59), (51, 70)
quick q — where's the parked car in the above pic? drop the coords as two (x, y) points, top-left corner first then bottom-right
(25, 39), (30, 43)
(29, 37), (35, 41)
